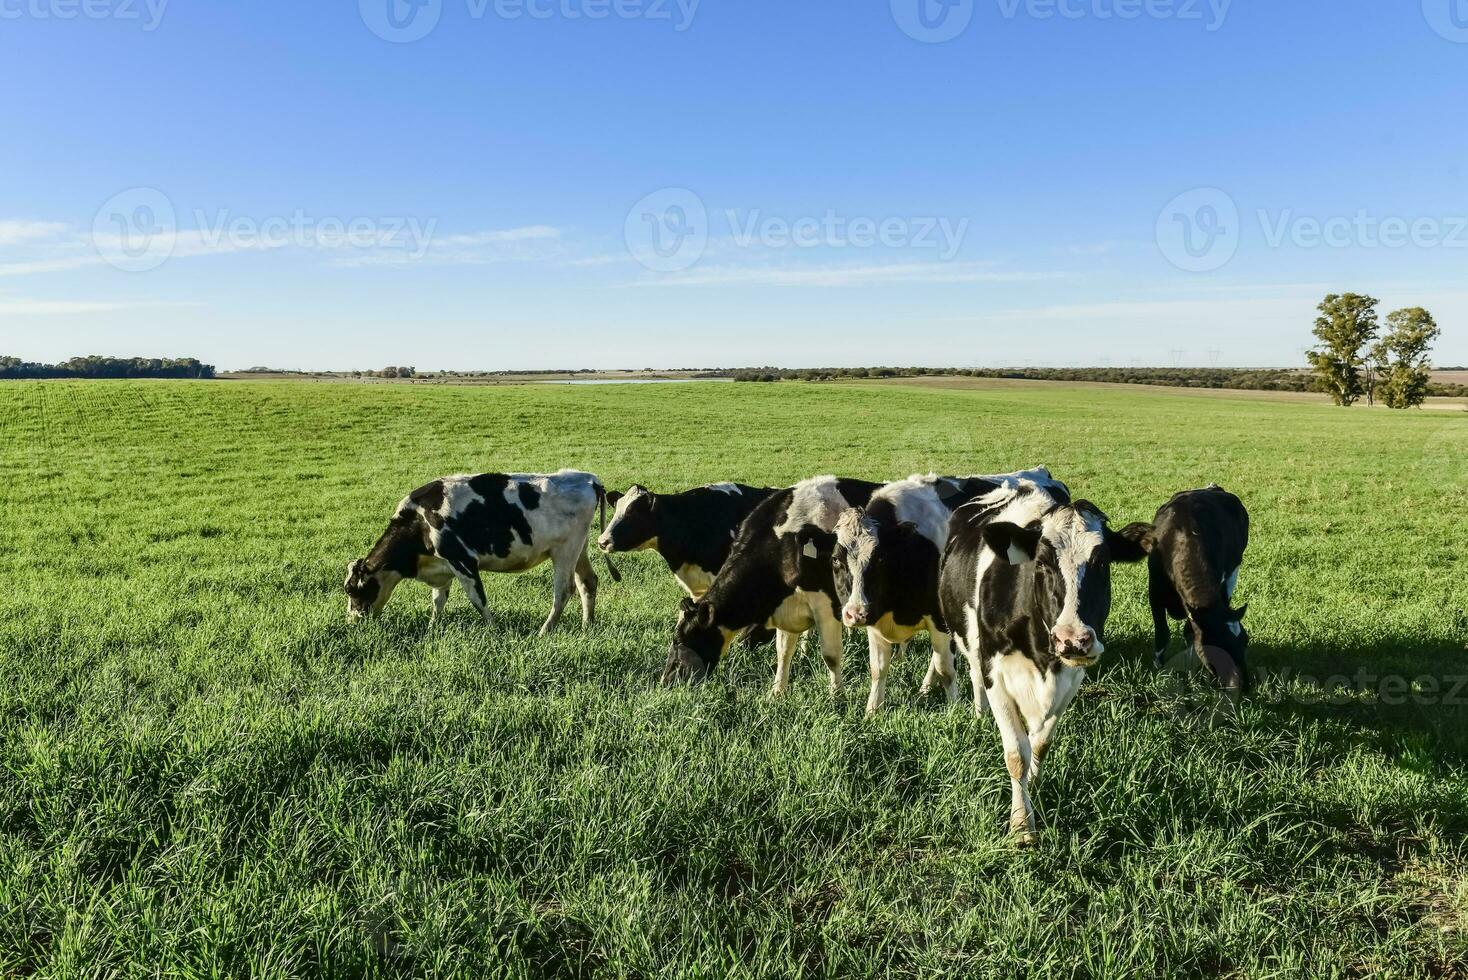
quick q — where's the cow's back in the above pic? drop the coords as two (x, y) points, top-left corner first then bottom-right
(1153, 486), (1248, 609)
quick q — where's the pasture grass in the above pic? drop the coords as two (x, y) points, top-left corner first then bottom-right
(0, 378), (1465, 977)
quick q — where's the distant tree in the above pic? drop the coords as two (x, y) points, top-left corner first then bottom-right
(1307, 293), (1379, 406)
(1372, 307), (1440, 409)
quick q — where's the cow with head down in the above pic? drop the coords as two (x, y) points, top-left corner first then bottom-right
(939, 478), (1149, 843)
(832, 469), (1067, 716)
(345, 469), (616, 636)
(663, 476), (881, 692)
(1121, 485), (1251, 692)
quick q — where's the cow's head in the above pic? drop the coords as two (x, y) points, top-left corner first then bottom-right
(663, 596), (734, 685)
(1188, 604), (1251, 691)
(980, 502), (1149, 667)
(598, 486), (658, 553)
(343, 558), (403, 622)
(832, 507), (918, 627)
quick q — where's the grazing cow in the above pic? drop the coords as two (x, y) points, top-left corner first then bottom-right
(833, 469), (1068, 716)
(663, 476), (882, 691)
(938, 479), (1148, 843)
(345, 470), (615, 635)
(1122, 485), (1250, 691)
(597, 482), (778, 598)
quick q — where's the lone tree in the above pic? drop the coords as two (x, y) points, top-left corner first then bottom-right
(1372, 307), (1440, 409)
(1307, 293), (1379, 406)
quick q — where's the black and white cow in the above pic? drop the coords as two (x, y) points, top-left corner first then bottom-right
(663, 476), (882, 692)
(832, 469), (1067, 716)
(597, 482), (778, 598)
(938, 479), (1149, 843)
(1122, 485), (1250, 690)
(345, 470), (615, 636)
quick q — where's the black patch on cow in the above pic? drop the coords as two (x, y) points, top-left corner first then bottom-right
(408, 479), (446, 512)
(366, 510), (428, 578)
(457, 473), (534, 557)
(517, 483), (542, 511)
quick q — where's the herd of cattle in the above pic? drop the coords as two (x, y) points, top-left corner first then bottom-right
(345, 468), (1250, 841)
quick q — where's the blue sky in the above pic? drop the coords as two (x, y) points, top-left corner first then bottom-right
(1, 0), (1465, 370)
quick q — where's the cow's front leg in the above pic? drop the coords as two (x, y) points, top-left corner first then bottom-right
(455, 569), (493, 627)
(1150, 585), (1172, 668)
(864, 630), (895, 717)
(429, 587), (449, 624)
(989, 687), (1036, 845)
(920, 629), (960, 702)
(816, 608), (844, 696)
(540, 554), (576, 636)
(1027, 715), (1060, 784)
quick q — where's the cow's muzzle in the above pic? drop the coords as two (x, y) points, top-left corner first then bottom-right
(842, 604), (869, 628)
(661, 645), (711, 687)
(1051, 625), (1099, 666)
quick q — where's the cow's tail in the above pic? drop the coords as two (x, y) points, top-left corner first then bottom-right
(593, 480), (622, 583)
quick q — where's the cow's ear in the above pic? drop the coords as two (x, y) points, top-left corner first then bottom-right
(982, 523), (1041, 565)
(1233, 603), (1248, 622)
(695, 602), (716, 628)
(1109, 522), (1155, 562)
(606, 490), (624, 507)
(895, 520), (919, 538)
(678, 596), (697, 618)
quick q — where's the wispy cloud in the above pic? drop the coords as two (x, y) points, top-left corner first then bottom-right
(0, 216), (567, 276)
(623, 261), (1053, 288)
(327, 225), (564, 268)
(0, 221), (71, 247)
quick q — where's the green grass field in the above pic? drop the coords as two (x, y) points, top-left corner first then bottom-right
(1, 379), (1465, 977)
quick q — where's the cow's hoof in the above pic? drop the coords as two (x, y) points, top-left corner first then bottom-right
(1012, 829), (1039, 848)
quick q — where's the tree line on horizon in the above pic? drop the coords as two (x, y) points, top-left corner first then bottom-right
(0, 355), (216, 380)
(730, 364), (1468, 398)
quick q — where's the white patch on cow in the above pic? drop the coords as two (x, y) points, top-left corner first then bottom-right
(990, 652), (1084, 735)
(802, 540), (818, 559)
(673, 563), (716, 598)
(707, 482), (741, 495)
(834, 508), (880, 619)
(1038, 504), (1105, 639)
(774, 476), (851, 538)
